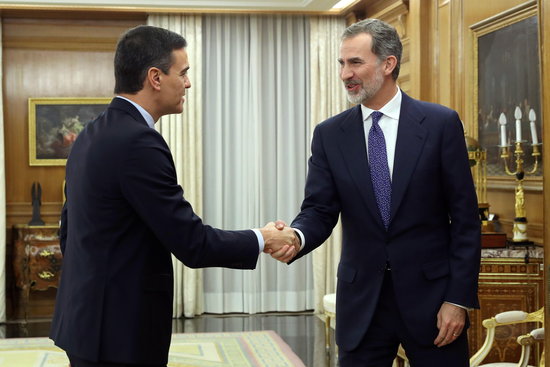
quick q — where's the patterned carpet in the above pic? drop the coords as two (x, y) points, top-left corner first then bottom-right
(0, 330), (305, 367)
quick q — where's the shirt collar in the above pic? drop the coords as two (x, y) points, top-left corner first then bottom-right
(115, 96), (155, 129)
(361, 87), (402, 121)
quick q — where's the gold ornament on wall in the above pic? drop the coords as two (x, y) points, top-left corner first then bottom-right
(465, 135), (490, 231)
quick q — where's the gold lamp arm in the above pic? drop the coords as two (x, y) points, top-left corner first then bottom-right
(526, 144), (541, 175)
(500, 146), (518, 176)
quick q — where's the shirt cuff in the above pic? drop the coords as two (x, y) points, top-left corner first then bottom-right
(444, 301), (473, 311)
(252, 229), (264, 254)
(292, 228), (305, 252)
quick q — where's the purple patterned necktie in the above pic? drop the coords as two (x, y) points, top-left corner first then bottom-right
(368, 111), (391, 229)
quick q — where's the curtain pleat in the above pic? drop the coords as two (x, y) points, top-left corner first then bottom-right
(202, 14), (314, 314)
(309, 16), (347, 313)
(147, 14), (203, 318)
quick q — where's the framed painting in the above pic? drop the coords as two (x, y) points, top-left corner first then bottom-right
(28, 97), (110, 166)
(472, 2), (542, 183)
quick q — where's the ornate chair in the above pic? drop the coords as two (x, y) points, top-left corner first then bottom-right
(470, 308), (544, 367)
(516, 328), (544, 367)
(393, 344), (409, 367)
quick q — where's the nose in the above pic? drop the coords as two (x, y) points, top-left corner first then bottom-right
(340, 64), (353, 80)
(185, 75), (191, 89)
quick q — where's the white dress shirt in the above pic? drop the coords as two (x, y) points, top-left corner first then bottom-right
(361, 88), (402, 179)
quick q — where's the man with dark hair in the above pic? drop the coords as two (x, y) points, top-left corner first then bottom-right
(50, 25), (297, 367)
(272, 19), (481, 366)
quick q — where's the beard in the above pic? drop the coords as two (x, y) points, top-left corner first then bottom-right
(345, 70), (384, 105)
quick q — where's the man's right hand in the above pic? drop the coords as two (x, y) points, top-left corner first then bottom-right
(260, 221), (299, 263)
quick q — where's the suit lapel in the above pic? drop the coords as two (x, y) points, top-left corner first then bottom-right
(337, 105), (385, 228)
(390, 92), (428, 222)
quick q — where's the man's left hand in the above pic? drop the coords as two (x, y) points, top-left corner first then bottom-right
(434, 303), (466, 347)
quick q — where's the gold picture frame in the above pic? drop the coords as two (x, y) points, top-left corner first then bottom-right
(28, 97), (111, 166)
(471, 1), (542, 187)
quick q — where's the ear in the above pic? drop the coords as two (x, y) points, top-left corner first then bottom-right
(147, 67), (162, 91)
(383, 55), (398, 77)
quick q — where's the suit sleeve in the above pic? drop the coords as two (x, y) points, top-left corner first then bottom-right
(119, 130), (259, 270)
(290, 124), (341, 262)
(440, 112), (481, 309)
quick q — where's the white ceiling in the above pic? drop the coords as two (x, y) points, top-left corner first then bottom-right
(0, 0), (359, 12)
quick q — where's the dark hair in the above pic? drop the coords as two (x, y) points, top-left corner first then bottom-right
(342, 19), (402, 80)
(114, 25), (187, 94)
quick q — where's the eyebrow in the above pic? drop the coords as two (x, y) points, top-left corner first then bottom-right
(338, 57), (364, 64)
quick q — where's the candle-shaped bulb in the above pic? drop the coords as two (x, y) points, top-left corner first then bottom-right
(499, 113), (507, 125)
(529, 108), (538, 145)
(514, 106), (522, 120)
(499, 112), (507, 147)
(529, 109), (536, 122)
(514, 106), (522, 142)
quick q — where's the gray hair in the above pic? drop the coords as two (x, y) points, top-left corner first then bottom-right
(342, 19), (402, 80)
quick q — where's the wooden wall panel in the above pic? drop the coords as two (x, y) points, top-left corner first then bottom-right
(539, 0), (550, 356)
(435, 2), (451, 107)
(353, 0), (411, 95)
(540, 0), (550, 355)
(3, 18), (143, 227)
(407, 0), (434, 101)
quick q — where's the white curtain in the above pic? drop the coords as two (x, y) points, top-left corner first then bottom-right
(0, 19), (6, 324)
(202, 14), (314, 313)
(309, 16), (347, 313)
(147, 14), (204, 318)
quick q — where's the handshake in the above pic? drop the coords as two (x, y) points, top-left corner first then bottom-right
(259, 221), (300, 263)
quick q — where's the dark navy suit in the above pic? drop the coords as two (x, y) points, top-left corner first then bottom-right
(50, 98), (259, 365)
(291, 92), (480, 361)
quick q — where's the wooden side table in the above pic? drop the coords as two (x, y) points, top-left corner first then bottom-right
(12, 224), (61, 321)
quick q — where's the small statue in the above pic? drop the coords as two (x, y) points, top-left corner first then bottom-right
(29, 182), (45, 226)
(514, 184), (526, 219)
(512, 181), (529, 243)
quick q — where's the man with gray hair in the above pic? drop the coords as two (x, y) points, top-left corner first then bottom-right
(271, 18), (480, 366)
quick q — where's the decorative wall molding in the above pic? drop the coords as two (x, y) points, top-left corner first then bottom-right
(487, 176), (543, 192)
(364, 0), (408, 23)
(0, 0), (355, 13)
(7, 202), (62, 227)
